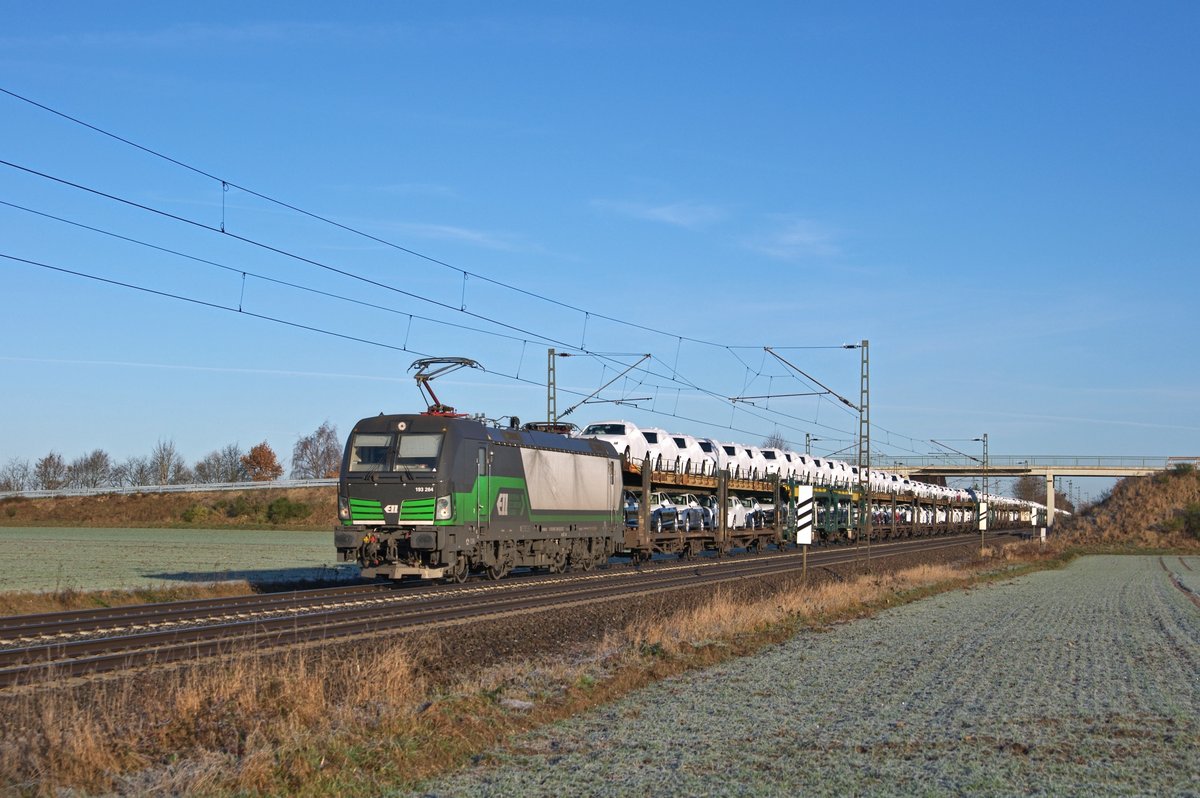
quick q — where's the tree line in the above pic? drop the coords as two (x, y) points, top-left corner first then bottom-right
(0, 422), (343, 492)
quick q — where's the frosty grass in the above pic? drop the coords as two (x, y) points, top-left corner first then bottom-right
(407, 555), (1200, 797)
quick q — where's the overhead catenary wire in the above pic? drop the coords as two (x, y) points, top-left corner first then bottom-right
(1, 247), (857, 446)
(0, 87), (941, 455)
(0, 85), (804, 354)
(0, 160), (871, 444)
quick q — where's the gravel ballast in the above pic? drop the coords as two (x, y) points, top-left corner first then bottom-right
(405, 555), (1200, 797)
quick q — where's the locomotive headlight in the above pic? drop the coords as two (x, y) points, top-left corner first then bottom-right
(338, 495), (350, 520)
(435, 495), (453, 520)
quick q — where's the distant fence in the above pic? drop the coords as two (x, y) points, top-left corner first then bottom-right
(0, 478), (338, 501)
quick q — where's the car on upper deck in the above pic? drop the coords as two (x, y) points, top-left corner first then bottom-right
(579, 420), (649, 465)
(668, 433), (708, 476)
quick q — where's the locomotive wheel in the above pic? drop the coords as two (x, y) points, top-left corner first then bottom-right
(549, 548), (567, 574)
(485, 561), (510, 580)
(444, 555), (469, 583)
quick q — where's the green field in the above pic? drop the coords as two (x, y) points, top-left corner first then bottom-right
(0, 527), (357, 593)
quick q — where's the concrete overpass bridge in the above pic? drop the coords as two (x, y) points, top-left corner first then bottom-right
(880, 456), (1199, 529)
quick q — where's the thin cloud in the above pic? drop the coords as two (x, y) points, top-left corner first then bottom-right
(745, 218), (842, 260)
(5, 22), (361, 49)
(387, 221), (528, 252)
(592, 199), (726, 229)
(379, 182), (460, 199)
(882, 402), (1200, 432)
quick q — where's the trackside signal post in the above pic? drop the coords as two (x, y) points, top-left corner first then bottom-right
(790, 480), (815, 579)
(974, 433), (989, 554)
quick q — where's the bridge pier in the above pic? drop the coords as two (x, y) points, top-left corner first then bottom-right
(1045, 474), (1056, 532)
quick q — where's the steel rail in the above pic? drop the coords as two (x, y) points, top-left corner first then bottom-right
(0, 533), (1009, 689)
(0, 582), (407, 639)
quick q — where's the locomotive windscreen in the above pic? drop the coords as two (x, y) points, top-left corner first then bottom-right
(347, 432), (444, 472)
(348, 433), (392, 471)
(395, 433), (442, 470)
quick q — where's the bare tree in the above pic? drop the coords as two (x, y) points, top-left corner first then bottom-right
(111, 455), (154, 488)
(762, 430), (788, 450)
(66, 449), (112, 489)
(194, 444), (248, 483)
(1012, 474), (1042, 503)
(1012, 474), (1072, 511)
(291, 421), (342, 479)
(148, 440), (192, 485)
(34, 452), (66, 490)
(0, 457), (32, 491)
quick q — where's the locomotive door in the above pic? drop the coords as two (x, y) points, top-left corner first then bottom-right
(476, 446), (491, 536)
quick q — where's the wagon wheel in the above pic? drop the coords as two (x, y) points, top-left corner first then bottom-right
(444, 554), (470, 584)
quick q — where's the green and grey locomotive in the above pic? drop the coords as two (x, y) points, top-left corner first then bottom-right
(334, 413), (624, 581)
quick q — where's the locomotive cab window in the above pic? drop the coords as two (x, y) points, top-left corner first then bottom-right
(348, 433), (393, 472)
(393, 433), (443, 471)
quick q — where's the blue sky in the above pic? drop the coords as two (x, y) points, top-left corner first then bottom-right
(1, 2), (1197, 497)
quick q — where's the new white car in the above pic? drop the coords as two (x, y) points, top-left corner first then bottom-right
(786, 452), (816, 484)
(742, 446), (769, 480)
(810, 457), (837, 487)
(578, 420), (649, 464)
(668, 433), (708, 476)
(759, 447), (788, 477)
(639, 427), (678, 472)
(696, 438), (724, 476)
(717, 442), (753, 479)
(725, 495), (748, 529)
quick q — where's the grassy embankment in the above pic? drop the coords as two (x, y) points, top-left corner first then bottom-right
(1, 467), (1198, 796)
(0, 486), (336, 531)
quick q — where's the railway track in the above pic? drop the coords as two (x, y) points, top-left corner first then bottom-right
(0, 532), (1011, 689)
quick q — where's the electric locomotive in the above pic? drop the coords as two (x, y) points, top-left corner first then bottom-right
(334, 412), (624, 582)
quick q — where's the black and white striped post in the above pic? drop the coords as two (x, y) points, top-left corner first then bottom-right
(793, 482), (815, 579)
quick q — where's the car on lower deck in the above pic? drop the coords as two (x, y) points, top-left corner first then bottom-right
(668, 492), (708, 532)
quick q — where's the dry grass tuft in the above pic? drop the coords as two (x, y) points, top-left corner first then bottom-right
(0, 642), (431, 796)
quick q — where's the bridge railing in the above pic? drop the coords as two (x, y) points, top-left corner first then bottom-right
(882, 456), (1195, 470)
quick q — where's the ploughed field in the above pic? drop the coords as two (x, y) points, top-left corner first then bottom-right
(410, 555), (1200, 797)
